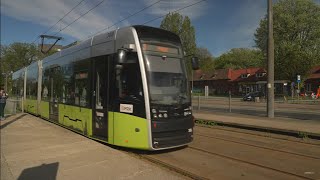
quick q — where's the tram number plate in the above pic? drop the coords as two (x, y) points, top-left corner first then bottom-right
(120, 104), (133, 113)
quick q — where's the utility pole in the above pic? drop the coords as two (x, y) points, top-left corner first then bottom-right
(267, 0), (274, 118)
(191, 70), (193, 95)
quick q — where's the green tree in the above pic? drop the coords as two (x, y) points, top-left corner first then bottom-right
(214, 48), (264, 70)
(160, 12), (197, 75)
(0, 42), (58, 91)
(254, 0), (320, 81)
(195, 47), (215, 73)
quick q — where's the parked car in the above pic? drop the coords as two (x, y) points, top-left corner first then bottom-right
(243, 91), (265, 101)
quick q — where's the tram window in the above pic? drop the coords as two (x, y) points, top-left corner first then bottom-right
(74, 59), (90, 107)
(27, 67), (38, 100)
(43, 69), (51, 101)
(119, 53), (143, 100)
(75, 77), (88, 107)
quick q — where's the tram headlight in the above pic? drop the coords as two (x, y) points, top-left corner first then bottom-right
(152, 109), (157, 113)
(163, 113), (168, 118)
(184, 111), (192, 116)
(158, 114), (163, 118)
(153, 114), (158, 118)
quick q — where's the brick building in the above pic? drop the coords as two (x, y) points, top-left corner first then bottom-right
(304, 66), (320, 93)
(192, 67), (289, 96)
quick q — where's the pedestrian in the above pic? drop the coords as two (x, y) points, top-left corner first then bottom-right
(316, 86), (320, 99)
(0, 87), (8, 120)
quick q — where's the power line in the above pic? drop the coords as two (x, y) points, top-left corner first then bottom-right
(142, 0), (206, 25)
(31, 0), (87, 44)
(52, 0), (106, 36)
(80, 0), (204, 42)
(86, 0), (162, 39)
(43, 0), (87, 35)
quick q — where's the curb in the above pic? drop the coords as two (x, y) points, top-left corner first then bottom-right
(194, 119), (320, 140)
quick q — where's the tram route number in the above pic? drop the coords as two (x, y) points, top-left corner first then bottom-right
(120, 104), (133, 113)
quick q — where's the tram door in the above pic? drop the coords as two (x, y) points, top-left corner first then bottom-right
(92, 57), (109, 139)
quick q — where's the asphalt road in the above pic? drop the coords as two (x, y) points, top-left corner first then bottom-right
(192, 98), (320, 121)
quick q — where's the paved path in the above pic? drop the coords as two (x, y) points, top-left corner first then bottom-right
(0, 114), (185, 180)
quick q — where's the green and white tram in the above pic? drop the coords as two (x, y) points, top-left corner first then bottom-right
(12, 25), (198, 150)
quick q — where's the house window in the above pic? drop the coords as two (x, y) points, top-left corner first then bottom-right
(256, 73), (266, 78)
(241, 74), (250, 78)
(306, 83), (312, 91)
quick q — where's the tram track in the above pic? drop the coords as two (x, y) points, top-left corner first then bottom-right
(187, 146), (314, 180)
(195, 133), (320, 160)
(134, 144), (317, 180)
(195, 123), (320, 146)
(140, 154), (209, 180)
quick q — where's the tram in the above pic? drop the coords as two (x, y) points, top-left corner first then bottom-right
(12, 25), (199, 150)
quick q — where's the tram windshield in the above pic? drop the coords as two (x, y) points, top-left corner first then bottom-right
(143, 44), (190, 105)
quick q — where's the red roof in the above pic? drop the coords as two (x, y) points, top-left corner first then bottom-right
(192, 69), (231, 81)
(231, 67), (265, 82)
(192, 67), (266, 82)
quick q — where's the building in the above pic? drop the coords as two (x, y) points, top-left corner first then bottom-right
(192, 67), (289, 96)
(304, 66), (320, 93)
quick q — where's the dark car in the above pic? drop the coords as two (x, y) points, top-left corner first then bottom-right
(243, 91), (265, 101)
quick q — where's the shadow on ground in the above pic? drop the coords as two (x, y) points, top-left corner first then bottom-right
(17, 162), (59, 180)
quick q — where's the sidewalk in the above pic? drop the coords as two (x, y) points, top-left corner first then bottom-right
(193, 111), (320, 140)
(0, 114), (185, 180)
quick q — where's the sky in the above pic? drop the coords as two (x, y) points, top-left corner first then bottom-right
(1, 0), (320, 56)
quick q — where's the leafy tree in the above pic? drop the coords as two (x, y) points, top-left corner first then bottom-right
(195, 47), (215, 73)
(254, 0), (320, 81)
(214, 48), (264, 69)
(160, 12), (197, 75)
(0, 42), (58, 91)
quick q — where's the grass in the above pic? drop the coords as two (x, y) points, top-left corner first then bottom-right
(194, 119), (218, 126)
(298, 131), (309, 139)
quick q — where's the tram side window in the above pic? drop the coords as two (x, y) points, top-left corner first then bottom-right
(74, 59), (90, 107)
(43, 66), (64, 103)
(12, 73), (24, 99)
(27, 67), (38, 100)
(61, 64), (74, 105)
(42, 68), (51, 101)
(12, 79), (18, 98)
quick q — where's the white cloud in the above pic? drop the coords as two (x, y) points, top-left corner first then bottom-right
(143, 0), (208, 19)
(223, 0), (266, 49)
(1, 0), (208, 43)
(1, 0), (129, 40)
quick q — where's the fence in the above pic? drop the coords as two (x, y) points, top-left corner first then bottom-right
(4, 98), (23, 116)
(191, 95), (320, 120)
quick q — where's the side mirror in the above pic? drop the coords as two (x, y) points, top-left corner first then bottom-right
(117, 49), (127, 64)
(191, 57), (199, 70)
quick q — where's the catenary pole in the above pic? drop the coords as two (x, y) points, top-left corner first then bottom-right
(267, 0), (274, 118)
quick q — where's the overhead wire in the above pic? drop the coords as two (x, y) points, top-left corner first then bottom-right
(85, 0), (205, 41)
(52, 0), (107, 36)
(85, 0), (162, 39)
(34, 0), (205, 45)
(31, 0), (87, 44)
(142, 0), (206, 25)
(43, 0), (87, 35)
